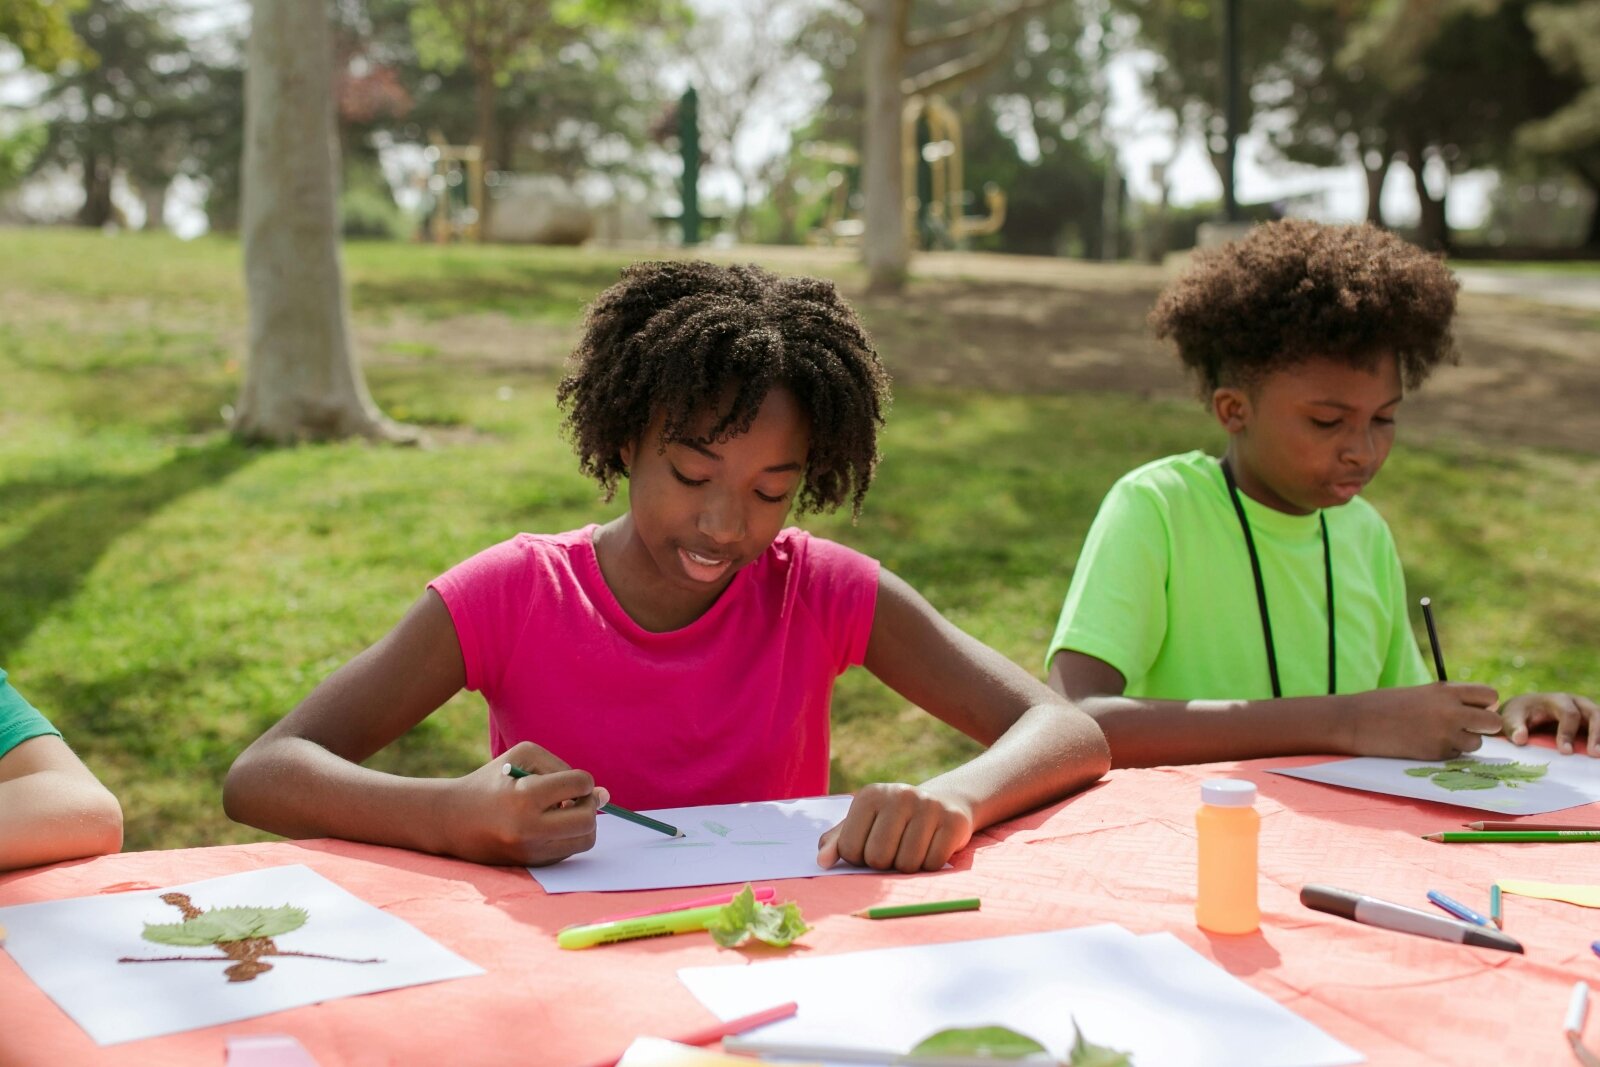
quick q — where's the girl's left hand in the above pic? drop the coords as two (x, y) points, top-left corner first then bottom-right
(816, 783), (975, 872)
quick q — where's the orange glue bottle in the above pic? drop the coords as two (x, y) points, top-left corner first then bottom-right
(1195, 778), (1260, 934)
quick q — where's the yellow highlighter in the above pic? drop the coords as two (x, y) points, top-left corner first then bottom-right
(557, 903), (726, 950)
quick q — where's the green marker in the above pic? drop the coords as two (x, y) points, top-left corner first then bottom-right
(501, 763), (684, 838)
(1422, 831), (1600, 843)
(853, 897), (981, 920)
(557, 903), (726, 950)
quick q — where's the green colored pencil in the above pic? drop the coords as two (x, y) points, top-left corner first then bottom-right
(501, 763), (684, 838)
(853, 897), (981, 920)
(1422, 831), (1600, 843)
(1490, 883), (1502, 929)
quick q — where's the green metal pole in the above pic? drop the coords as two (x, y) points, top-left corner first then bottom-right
(679, 86), (701, 246)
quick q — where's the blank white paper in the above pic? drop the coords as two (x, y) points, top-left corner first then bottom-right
(0, 864), (483, 1046)
(677, 924), (1363, 1067)
(530, 795), (902, 894)
(1272, 736), (1600, 814)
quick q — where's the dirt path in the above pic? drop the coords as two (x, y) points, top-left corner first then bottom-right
(360, 247), (1600, 455)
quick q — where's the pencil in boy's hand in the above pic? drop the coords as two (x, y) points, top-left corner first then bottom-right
(501, 763), (684, 837)
(1420, 597), (1447, 681)
(853, 897), (981, 920)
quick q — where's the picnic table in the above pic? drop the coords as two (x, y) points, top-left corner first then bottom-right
(2, 748), (1594, 1066)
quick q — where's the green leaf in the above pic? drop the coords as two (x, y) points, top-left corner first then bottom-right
(704, 884), (811, 948)
(142, 905), (308, 946)
(911, 1025), (1050, 1059)
(1405, 766), (1440, 778)
(1429, 769), (1503, 791)
(1069, 1020), (1134, 1067)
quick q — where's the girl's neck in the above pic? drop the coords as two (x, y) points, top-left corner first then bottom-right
(592, 516), (731, 633)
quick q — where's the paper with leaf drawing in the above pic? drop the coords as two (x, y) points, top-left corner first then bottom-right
(1272, 737), (1600, 814)
(0, 864), (482, 1046)
(529, 795), (906, 894)
(677, 924), (1361, 1067)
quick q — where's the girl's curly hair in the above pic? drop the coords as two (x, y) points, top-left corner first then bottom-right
(557, 260), (891, 517)
(1150, 219), (1460, 396)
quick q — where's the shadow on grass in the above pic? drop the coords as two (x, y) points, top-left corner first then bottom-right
(0, 440), (257, 661)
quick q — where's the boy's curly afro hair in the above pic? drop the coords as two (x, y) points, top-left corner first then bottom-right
(556, 260), (891, 517)
(1149, 219), (1460, 396)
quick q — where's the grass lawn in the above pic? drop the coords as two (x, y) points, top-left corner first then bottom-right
(3, 228), (1597, 853)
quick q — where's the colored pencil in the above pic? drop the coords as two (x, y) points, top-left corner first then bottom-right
(1490, 883), (1502, 929)
(852, 897), (981, 920)
(1423, 831), (1600, 843)
(1464, 821), (1600, 832)
(579, 1001), (799, 1067)
(502, 762), (683, 838)
(1593, 941), (1600, 960)
(1420, 596), (1447, 681)
(722, 1036), (1053, 1066)
(1427, 890), (1489, 927)
(572, 886), (776, 928)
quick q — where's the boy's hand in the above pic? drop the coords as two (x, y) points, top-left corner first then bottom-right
(447, 741), (610, 867)
(816, 783), (974, 873)
(1500, 692), (1600, 756)
(1348, 683), (1502, 760)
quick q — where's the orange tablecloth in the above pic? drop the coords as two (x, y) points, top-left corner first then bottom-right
(3, 754), (1596, 1067)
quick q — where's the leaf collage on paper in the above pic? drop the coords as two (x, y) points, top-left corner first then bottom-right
(908, 1018), (1133, 1065)
(1404, 758), (1549, 792)
(703, 883), (810, 949)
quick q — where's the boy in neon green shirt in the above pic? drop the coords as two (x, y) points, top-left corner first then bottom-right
(0, 667), (123, 870)
(1047, 220), (1597, 767)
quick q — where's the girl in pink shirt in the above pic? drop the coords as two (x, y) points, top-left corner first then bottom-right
(224, 261), (1109, 871)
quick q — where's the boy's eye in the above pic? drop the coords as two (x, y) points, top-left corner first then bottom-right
(1374, 416), (1396, 426)
(670, 466), (708, 487)
(1310, 417), (1341, 429)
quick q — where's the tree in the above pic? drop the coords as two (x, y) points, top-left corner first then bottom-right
(234, 0), (417, 445)
(408, 0), (669, 240)
(1518, 0), (1600, 245)
(0, 0), (90, 72)
(855, 0), (1049, 293)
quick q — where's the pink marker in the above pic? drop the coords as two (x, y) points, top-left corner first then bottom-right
(567, 886), (777, 928)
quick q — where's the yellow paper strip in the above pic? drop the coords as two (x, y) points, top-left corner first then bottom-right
(1497, 879), (1600, 908)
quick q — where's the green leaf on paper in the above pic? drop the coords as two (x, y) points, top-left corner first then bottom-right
(1068, 1019), (1135, 1066)
(704, 884), (810, 948)
(142, 904), (308, 946)
(1405, 757), (1549, 792)
(910, 1025), (1049, 1059)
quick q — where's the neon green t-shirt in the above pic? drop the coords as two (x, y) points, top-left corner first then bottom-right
(0, 667), (61, 759)
(1047, 451), (1431, 699)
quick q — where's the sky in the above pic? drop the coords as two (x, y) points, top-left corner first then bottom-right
(0, 0), (1492, 236)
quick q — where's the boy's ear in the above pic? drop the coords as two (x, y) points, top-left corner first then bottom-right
(1211, 386), (1250, 434)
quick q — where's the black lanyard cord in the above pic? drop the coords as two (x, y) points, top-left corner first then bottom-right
(1220, 457), (1336, 698)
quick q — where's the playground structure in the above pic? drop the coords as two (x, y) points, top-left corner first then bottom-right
(807, 94), (1006, 250)
(422, 134), (483, 243)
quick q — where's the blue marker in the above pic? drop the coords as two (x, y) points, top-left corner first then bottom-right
(1427, 890), (1489, 927)
(1591, 941), (1600, 960)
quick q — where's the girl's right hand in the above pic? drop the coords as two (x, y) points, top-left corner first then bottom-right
(1346, 682), (1502, 760)
(447, 741), (610, 867)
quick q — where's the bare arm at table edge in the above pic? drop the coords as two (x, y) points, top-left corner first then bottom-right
(1047, 648), (1503, 769)
(223, 590), (606, 867)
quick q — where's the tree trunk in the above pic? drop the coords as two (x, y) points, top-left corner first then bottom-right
(78, 150), (115, 228)
(1404, 139), (1450, 252)
(861, 0), (908, 294)
(234, 0), (417, 445)
(1362, 149), (1390, 228)
(140, 180), (168, 231)
(473, 67), (497, 243)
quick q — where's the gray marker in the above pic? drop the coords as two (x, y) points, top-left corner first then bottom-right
(1301, 884), (1523, 954)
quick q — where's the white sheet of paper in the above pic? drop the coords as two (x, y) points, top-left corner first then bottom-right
(0, 864), (483, 1046)
(679, 924), (1361, 1067)
(531, 795), (895, 894)
(1271, 736), (1600, 814)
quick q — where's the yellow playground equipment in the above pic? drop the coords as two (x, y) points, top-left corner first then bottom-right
(807, 94), (1005, 249)
(423, 133), (484, 243)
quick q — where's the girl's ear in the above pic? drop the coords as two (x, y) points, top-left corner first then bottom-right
(1210, 386), (1250, 435)
(618, 438), (635, 473)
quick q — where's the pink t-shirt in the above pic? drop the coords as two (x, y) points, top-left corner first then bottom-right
(428, 525), (879, 810)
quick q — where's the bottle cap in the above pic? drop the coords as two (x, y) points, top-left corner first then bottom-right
(1201, 779), (1257, 807)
